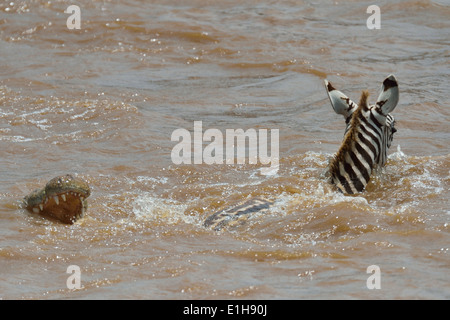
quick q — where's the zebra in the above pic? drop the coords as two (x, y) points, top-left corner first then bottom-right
(203, 75), (400, 230)
(324, 74), (399, 194)
(203, 197), (273, 231)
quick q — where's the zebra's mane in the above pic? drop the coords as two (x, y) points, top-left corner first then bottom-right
(329, 90), (370, 178)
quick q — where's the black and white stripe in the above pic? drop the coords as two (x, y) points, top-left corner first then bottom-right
(203, 197), (273, 231)
(325, 75), (399, 194)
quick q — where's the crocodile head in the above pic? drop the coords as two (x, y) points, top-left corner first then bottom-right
(24, 174), (90, 224)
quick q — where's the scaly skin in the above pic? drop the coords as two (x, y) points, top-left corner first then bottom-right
(24, 174), (90, 224)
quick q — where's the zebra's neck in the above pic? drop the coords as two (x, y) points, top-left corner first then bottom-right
(329, 91), (380, 194)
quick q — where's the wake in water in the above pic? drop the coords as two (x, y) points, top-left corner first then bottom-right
(127, 146), (448, 236)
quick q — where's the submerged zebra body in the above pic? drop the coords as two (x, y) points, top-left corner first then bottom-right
(203, 75), (400, 230)
(203, 197), (273, 231)
(325, 75), (399, 194)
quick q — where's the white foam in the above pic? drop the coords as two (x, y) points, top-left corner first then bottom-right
(0, 135), (35, 142)
(389, 144), (407, 160)
(28, 118), (51, 131)
(330, 192), (369, 206)
(132, 193), (196, 225)
(135, 176), (168, 185)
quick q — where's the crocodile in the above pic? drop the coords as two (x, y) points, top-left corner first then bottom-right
(24, 174), (90, 224)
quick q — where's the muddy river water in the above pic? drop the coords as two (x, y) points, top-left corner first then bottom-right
(0, 0), (449, 299)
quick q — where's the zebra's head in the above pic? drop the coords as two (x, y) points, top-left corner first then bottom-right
(323, 75), (399, 194)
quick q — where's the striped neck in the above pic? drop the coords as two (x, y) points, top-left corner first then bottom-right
(329, 91), (377, 194)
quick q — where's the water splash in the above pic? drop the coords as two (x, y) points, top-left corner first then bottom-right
(132, 193), (195, 225)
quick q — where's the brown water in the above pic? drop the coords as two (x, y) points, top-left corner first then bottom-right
(1, 0), (449, 299)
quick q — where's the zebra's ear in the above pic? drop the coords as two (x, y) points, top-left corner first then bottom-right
(376, 74), (399, 115)
(324, 80), (358, 118)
